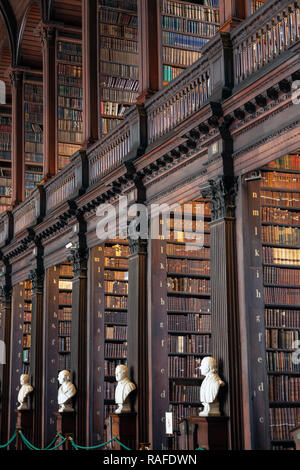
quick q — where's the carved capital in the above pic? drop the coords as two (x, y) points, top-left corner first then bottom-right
(29, 267), (44, 293)
(129, 237), (148, 256)
(39, 24), (56, 49)
(9, 70), (23, 89)
(202, 176), (238, 221)
(66, 247), (88, 278)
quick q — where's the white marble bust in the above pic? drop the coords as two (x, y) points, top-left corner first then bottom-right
(115, 365), (136, 414)
(199, 357), (224, 417)
(57, 370), (76, 413)
(17, 374), (33, 410)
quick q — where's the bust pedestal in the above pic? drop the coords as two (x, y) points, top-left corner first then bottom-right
(15, 409), (33, 450)
(179, 416), (228, 451)
(290, 426), (300, 450)
(105, 413), (137, 450)
(54, 412), (76, 450)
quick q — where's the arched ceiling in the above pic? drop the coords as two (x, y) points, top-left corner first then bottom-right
(17, 1), (42, 68)
(0, 12), (12, 101)
(51, 0), (82, 28)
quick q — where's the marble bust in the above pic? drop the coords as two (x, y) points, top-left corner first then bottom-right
(115, 365), (136, 414)
(199, 357), (224, 417)
(57, 370), (76, 413)
(17, 374), (33, 410)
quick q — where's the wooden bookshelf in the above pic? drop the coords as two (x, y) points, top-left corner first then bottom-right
(151, 198), (211, 449)
(22, 280), (33, 375)
(246, 153), (300, 450)
(98, 0), (139, 137)
(24, 81), (43, 197)
(45, 261), (73, 442)
(104, 241), (129, 417)
(161, 0), (219, 85)
(56, 39), (83, 170)
(0, 109), (12, 214)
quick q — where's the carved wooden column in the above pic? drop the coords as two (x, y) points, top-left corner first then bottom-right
(9, 71), (24, 206)
(203, 174), (244, 450)
(0, 260), (12, 444)
(28, 243), (45, 447)
(68, 222), (88, 446)
(82, 0), (98, 147)
(127, 237), (149, 449)
(40, 24), (56, 179)
(219, 0), (246, 31)
(137, 0), (162, 101)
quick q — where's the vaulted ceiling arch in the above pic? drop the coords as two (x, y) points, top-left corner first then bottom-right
(16, 0), (42, 68)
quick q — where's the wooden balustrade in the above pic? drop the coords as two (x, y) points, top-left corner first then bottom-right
(13, 186), (44, 235)
(145, 57), (211, 145)
(87, 119), (132, 186)
(45, 168), (76, 213)
(232, 0), (300, 85)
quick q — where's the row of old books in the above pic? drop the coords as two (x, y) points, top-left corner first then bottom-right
(101, 75), (138, 92)
(58, 322), (72, 336)
(58, 308), (72, 322)
(99, 23), (137, 41)
(105, 325), (127, 340)
(105, 295), (128, 309)
(168, 314), (211, 332)
(262, 171), (300, 191)
(263, 247), (300, 266)
(104, 360), (125, 377)
(59, 354), (71, 372)
(269, 407), (300, 441)
(166, 244), (210, 258)
(267, 155), (300, 171)
(24, 312), (32, 322)
(168, 356), (201, 378)
(23, 323), (31, 334)
(265, 329), (300, 349)
(105, 270), (128, 281)
(24, 83), (43, 103)
(58, 63), (82, 79)
(58, 337), (71, 352)
(100, 36), (137, 52)
(60, 264), (73, 277)
(162, 31), (208, 51)
(100, 61), (138, 80)
(57, 41), (82, 63)
(22, 334), (31, 348)
(101, 117), (120, 135)
(264, 287), (300, 306)
(104, 381), (117, 400)
(105, 257), (128, 269)
(170, 384), (200, 403)
(100, 101), (128, 117)
(162, 0), (219, 22)
(163, 46), (201, 67)
(58, 131), (82, 144)
(167, 277), (210, 293)
(265, 309), (300, 328)
(163, 65), (185, 83)
(261, 207), (300, 226)
(99, 8), (137, 26)
(57, 108), (83, 121)
(58, 291), (72, 305)
(105, 311), (127, 324)
(168, 334), (210, 354)
(58, 96), (82, 110)
(264, 267), (300, 286)
(167, 259), (210, 275)
(266, 351), (300, 372)
(268, 376), (300, 402)
(100, 48), (138, 66)
(22, 349), (30, 364)
(58, 280), (73, 290)
(168, 296), (211, 312)
(172, 405), (199, 432)
(102, 87), (138, 104)
(163, 16), (218, 37)
(104, 342), (127, 358)
(261, 190), (300, 208)
(262, 226), (300, 246)
(105, 281), (128, 295)
(58, 85), (83, 97)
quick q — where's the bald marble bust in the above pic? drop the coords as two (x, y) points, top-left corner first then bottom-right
(199, 357), (224, 417)
(115, 365), (136, 414)
(57, 370), (76, 413)
(17, 374), (33, 410)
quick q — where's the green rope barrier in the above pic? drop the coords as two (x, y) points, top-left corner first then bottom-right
(69, 436), (131, 451)
(195, 447), (206, 450)
(19, 431), (67, 451)
(0, 430), (17, 449)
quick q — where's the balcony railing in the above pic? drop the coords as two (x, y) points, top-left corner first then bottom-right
(232, 0), (300, 85)
(145, 52), (212, 145)
(13, 186), (43, 235)
(87, 119), (132, 186)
